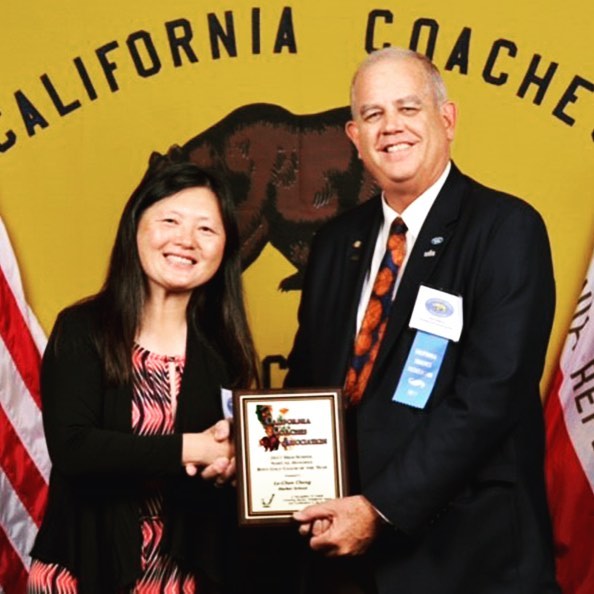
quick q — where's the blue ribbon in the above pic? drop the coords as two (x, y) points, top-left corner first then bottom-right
(392, 331), (449, 409)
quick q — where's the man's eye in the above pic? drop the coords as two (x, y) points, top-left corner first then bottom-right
(363, 111), (381, 122)
(401, 106), (419, 114)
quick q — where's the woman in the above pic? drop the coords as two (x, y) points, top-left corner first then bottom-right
(28, 151), (259, 593)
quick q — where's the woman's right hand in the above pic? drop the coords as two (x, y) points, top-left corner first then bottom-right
(182, 420), (235, 483)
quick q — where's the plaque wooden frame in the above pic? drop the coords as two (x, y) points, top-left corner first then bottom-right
(233, 388), (347, 526)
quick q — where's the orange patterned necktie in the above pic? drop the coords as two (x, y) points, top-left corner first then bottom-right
(344, 217), (407, 406)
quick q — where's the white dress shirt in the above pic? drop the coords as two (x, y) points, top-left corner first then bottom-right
(355, 162), (451, 333)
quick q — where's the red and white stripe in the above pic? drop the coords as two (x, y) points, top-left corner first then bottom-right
(0, 217), (49, 594)
(545, 248), (594, 594)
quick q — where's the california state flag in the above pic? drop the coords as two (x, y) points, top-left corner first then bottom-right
(545, 249), (594, 594)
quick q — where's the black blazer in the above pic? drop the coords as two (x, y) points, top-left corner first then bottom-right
(285, 165), (560, 594)
(31, 299), (237, 593)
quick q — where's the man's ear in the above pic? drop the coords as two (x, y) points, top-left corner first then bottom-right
(345, 120), (361, 156)
(441, 101), (457, 141)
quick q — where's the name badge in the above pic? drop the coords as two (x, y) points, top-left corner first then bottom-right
(392, 286), (462, 409)
(221, 387), (233, 418)
(409, 285), (463, 342)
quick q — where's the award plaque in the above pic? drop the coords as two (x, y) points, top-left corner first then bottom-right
(233, 388), (347, 526)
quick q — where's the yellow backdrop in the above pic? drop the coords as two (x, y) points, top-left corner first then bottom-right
(1, 0), (592, 388)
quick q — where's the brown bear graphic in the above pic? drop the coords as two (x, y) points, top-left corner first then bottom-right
(179, 103), (377, 291)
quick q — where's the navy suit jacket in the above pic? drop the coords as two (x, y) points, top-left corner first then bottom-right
(285, 164), (560, 594)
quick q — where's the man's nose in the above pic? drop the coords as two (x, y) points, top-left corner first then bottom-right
(382, 109), (404, 133)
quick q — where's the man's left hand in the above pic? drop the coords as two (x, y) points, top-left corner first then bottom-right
(293, 495), (382, 556)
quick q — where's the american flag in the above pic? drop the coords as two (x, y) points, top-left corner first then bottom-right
(545, 247), (594, 594)
(0, 216), (49, 593)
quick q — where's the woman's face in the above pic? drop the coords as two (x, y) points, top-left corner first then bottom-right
(136, 187), (226, 298)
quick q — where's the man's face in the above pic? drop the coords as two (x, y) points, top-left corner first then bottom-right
(346, 58), (456, 209)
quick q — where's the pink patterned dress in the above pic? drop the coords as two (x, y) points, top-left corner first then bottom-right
(28, 344), (197, 593)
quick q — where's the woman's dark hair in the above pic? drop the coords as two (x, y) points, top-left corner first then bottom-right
(95, 147), (259, 387)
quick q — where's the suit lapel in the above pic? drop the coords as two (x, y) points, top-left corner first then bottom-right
(373, 166), (467, 375)
(331, 199), (383, 384)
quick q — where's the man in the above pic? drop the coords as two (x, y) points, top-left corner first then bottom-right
(285, 48), (560, 594)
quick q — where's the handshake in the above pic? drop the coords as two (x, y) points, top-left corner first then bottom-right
(181, 419), (236, 486)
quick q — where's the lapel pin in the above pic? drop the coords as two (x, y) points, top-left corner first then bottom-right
(431, 236), (444, 245)
(423, 250), (436, 258)
(350, 240), (363, 261)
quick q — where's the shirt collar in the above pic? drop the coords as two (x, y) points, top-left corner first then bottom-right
(380, 161), (451, 240)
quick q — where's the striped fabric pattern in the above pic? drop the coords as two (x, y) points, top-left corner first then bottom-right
(132, 344), (196, 593)
(27, 343), (196, 593)
(545, 248), (594, 593)
(0, 217), (49, 594)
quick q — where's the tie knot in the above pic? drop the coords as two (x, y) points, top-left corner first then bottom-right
(390, 217), (407, 236)
(385, 216), (407, 264)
